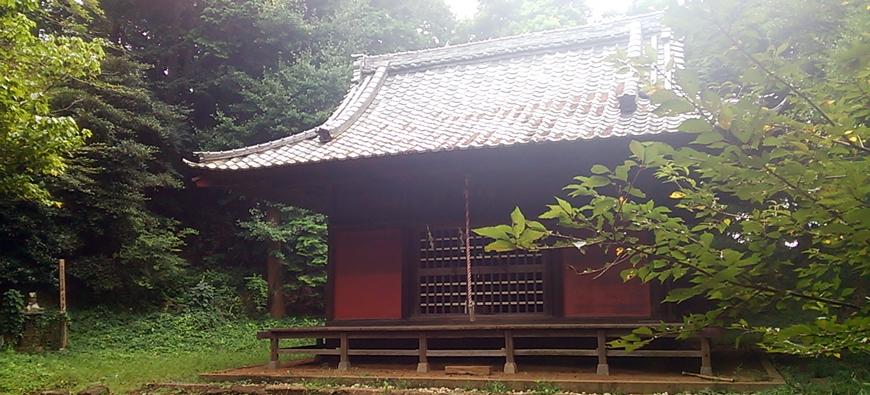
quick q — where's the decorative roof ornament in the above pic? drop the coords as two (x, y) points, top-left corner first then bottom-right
(316, 127), (332, 143)
(618, 21), (643, 115)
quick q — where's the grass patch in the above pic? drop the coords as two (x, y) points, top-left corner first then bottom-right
(763, 356), (869, 395)
(1, 310), (866, 395)
(0, 310), (319, 394)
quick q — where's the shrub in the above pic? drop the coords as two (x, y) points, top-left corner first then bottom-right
(245, 275), (269, 315)
(0, 289), (25, 346)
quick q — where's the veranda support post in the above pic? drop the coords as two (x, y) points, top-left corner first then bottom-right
(338, 332), (350, 371)
(268, 336), (279, 369)
(503, 330), (517, 374)
(596, 329), (609, 375)
(417, 334), (429, 373)
(700, 337), (712, 376)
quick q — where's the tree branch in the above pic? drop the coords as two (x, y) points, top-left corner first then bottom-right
(707, 16), (836, 126)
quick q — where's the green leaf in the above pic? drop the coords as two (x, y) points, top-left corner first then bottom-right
(692, 132), (725, 145)
(538, 205), (563, 219)
(627, 188), (646, 199)
(555, 197), (573, 215)
(664, 287), (702, 303)
(629, 140), (645, 163)
(510, 207), (526, 235)
(678, 119), (713, 133)
(485, 240), (516, 252)
(741, 66), (766, 85)
(585, 175), (611, 188)
(525, 220), (548, 232)
(473, 224), (512, 240)
(675, 69), (701, 96)
(590, 164), (610, 174)
(517, 228), (547, 245)
(634, 326), (654, 336)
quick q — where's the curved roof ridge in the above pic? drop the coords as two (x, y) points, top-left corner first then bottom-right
(193, 67), (389, 161)
(360, 12), (663, 72)
(195, 129), (317, 162)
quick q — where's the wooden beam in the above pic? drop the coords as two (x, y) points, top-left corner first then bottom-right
(427, 350), (504, 357)
(515, 349), (598, 356)
(607, 350), (701, 357)
(596, 329), (609, 376)
(278, 347), (339, 355)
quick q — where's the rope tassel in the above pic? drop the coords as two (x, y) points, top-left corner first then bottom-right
(464, 175), (475, 322)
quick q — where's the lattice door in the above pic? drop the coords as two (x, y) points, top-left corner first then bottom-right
(417, 228), (546, 316)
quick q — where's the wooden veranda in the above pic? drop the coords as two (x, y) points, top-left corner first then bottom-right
(257, 323), (714, 376)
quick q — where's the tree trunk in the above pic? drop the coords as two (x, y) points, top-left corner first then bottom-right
(266, 207), (285, 318)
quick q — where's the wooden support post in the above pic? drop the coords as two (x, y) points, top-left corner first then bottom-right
(314, 338), (324, 362)
(596, 329), (609, 375)
(266, 208), (285, 319)
(58, 259), (69, 349)
(268, 337), (279, 369)
(338, 333), (350, 371)
(417, 334), (429, 373)
(503, 330), (517, 374)
(700, 336), (713, 376)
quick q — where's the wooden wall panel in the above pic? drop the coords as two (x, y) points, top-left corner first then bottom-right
(332, 228), (404, 320)
(561, 248), (652, 318)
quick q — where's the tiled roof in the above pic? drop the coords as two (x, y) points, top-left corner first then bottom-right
(186, 12), (687, 171)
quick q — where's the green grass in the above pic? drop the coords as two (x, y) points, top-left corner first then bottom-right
(0, 310), (319, 395)
(762, 356), (870, 395)
(1, 311), (866, 395)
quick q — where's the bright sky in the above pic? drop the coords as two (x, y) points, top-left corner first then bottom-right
(444, 0), (634, 20)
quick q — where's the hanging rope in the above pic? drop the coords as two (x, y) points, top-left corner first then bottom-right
(464, 175), (475, 322)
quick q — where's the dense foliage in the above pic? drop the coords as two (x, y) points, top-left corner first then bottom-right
(4, 0), (592, 316)
(0, 0), (459, 312)
(0, 290), (24, 346)
(476, 0), (869, 357)
(0, 0), (104, 204)
(460, 0), (588, 40)
(238, 204), (327, 312)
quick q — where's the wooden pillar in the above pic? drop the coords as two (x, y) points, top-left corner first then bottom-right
(268, 336), (280, 369)
(700, 336), (713, 376)
(58, 259), (69, 349)
(417, 334), (429, 373)
(503, 330), (517, 374)
(596, 329), (609, 375)
(266, 207), (285, 319)
(338, 333), (350, 371)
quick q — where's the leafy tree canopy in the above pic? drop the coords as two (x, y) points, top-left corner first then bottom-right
(476, 0), (869, 357)
(0, 0), (104, 205)
(460, 0), (588, 40)
(0, 0), (458, 309)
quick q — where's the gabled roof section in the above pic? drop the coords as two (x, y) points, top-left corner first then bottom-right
(187, 12), (686, 171)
